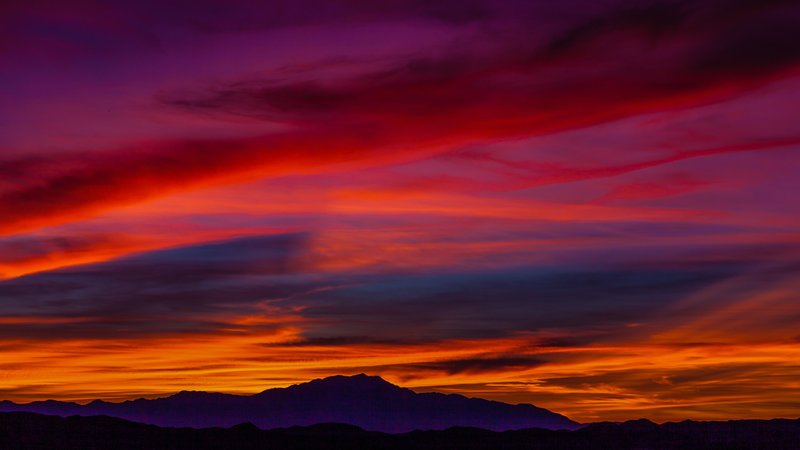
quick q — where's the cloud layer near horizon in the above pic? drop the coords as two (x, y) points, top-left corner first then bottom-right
(2, 0), (800, 422)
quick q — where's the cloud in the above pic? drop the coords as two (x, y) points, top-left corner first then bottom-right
(273, 336), (422, 347)
(289, 266), (733, 340)
(0, 233), (323, 338)
(394, 356), (547, 375)
(4, 0), (800, 237)
(0, 230), (779, 343)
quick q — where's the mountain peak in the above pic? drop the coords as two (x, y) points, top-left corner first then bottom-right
(173, 390), (205, 398)
(286, 373), (401, 392)
(321, 373), (392, 385)
(0, 375), (580, 432)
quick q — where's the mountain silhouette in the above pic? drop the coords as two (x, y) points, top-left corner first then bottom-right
(2, 412), (800, 449)
(0, 374), (579, 432)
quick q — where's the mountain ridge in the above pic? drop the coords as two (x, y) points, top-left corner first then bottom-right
(0, 374), (579, 432)
(3, 411), (800, 449)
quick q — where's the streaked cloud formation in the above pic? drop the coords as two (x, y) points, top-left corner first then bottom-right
(1, 0), (800, 422)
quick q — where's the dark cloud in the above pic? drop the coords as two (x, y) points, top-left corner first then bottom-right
(267, 333), (582, 349)
(688, 9), (800, 76)
(322, 356), (546, 378)
(291, 266), (738, 341)
(166, 0), (800, 125)
(272, 336), (423, 347)
(541, 0), (800, 78)
(0, 319), (267, 341)
(403, 356), (546, 375)
(0, 233), (329, 338)
(544, 1), (691, 56)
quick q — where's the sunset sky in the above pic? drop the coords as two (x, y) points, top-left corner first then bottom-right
(2, 0), (800, 423)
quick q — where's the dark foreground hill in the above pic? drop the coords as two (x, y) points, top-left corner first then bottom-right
(0, 374), (578, 432)
(1, 412), (800, 449)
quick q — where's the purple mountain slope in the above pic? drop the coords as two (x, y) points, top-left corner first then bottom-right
(0, 374), (580, 432)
